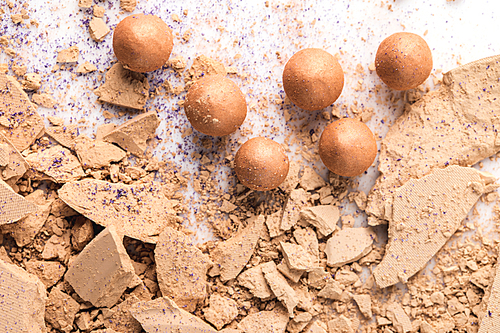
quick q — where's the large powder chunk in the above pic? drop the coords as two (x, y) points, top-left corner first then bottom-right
(366, 55), (500, 224)
(129, 296), (218, 333)
(0, 73), (44, 151)
(26, 145), (85, 182)
(58, 179), (179, 243)
(154, 227), (211, 312)
(374, 166), (496, 288)
(0, 178), (37, 225)
(65, 226), (136, 308)
(0, 258), (47, 333)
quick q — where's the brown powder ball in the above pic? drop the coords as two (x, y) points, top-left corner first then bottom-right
(184, 75), (247, 136)
(319, 118), (377, 177)
(234, 137), (289, 191)
(283, 48), (344, 111)
(375, 32), (432, 90)
(113, 14), (173, 72)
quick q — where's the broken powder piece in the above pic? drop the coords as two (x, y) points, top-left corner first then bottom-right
(353, 294), (372, 318)
(0, 178), (37, 225)
(103, 111), (160, 156)
(374, 166), (496, 288)
(300, 205), (340, 237)
(280, 161), (300, 192)
(305, 321), (327, 333)
(93, 5), (105, 17)
(280, 242), (317, 271)
(56, 45), (79, 62)
(11, 14), (23, 24)
(265, 210), (284, 238)
(237, 262), (275, 299)
(58, 179), (179, 243)
(328, 315), (354, 333)
(281, 188), (311, 231)
(96, 123), (117, 140)
(340, 215), (355, 229)
(204, 294), (239, 330)
(71, 216), (94, 251)
(31, 93), (57, 108)
(77, 61), (98, 74)
(386, 303), (412, 333)
(287, 312), (313, 333)
(130, 296), (218, 333)
(261, 261), (299, 317)
(74, 135), (126, 169)
(366, 55), (500, 223)
(168, 55), (187, 72)
(78, 0), (92, 8)
(12, 64), (27, 76)
(300, 166), (326, 191)
(351, 191), (367, 211)
(0, 258), (47, 333)
(45, 124), (79, 148)
(294, 226), (319, 259)
(335, 270), (359, 286)
(0, 74), (44, 151)
(120, 0), (137, 12)
(25, 260), (66, 288)
(103, 295), (143, 333)
(0, 246), (13, 264)
(45, 287), (80, 331)
(210, 215), (264, 282)
(89, 17), (110, 42)
(236, 305), (289, 333)
(94, 63), (149, 110)
(478, 256), (500, 333)
(472, 265), (492, 290)
(277, 260), (303, 283)
(186, 55), (226, 83)
(155, 227), (211, 312)
(307, 267), (332, 289)
(66, 226), (135, 308)
(25, 145), (85, 183)
(41, 232), (71, 261)
(22, 73), (41, 90)
(0, 133), (29, 186)
(318, 279), (343, 300)
(325, 227), (375, 267)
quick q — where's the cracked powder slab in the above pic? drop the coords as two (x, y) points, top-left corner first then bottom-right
(129, 296), (218, 333)
(366, 55), (500, 225)
(374, 165), (496, 288)
(65, 225), (135, 308)
(0, 178), (37, 225)
(154, 227), (211, 313)
(58, 179), (180, 243)
(210, 215), (264, 282)
(94, 63), (149, 110)
(0, 133), (28, 186)
(0, 73), (44, 151)
(0, 258), (47, 333)
(325, 227), (375, 267)
(25, 145), (85, 183)
(478, 253), (500, 333)
(103, 111), (160, 157)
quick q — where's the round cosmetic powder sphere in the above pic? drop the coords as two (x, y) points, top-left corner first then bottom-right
(184, 75), (247, 136)
(234, 137), (289, 191)
(113, 14), (173, 73)
(283, 48), (344, 111)
(319, 118), (377, 177)
(375, 32), (432, 90)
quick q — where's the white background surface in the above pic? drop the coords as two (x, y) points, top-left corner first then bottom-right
(1, 0), (499, 241)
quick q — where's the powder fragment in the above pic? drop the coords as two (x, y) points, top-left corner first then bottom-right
(89, 18), (110, 42)
(261, 261), (298, 317)
(56, 45), (79, 62)
(0, 74), (44, 151)
(58, 179), (180, 243)
(168, 55), (187, 72)
(353, 294), (372, 318)
(318, 279), (343, 300)
(96, 123), (117, 140)
(45, 124), (79, 148)
(327, 315), (354, 333)
(325, 227), (375, 267)
(41, 233), (71, 261)
(130, 296), (218, 333)
(307, 267), (331, 289)
(0, 258), (47, 333)
(237, 261), (275, 299)
(300, 205), (340, 237)
(12, 64), (27, 76)
(186, 54), (227, 83)
(472, 265), (492, 290)
(0, 133), (29, 186)
(299, 166), (326, 191)
(0, 178), (37, 225)
(94, 63), (149, 110)
(31, 93), (57, 108)
(22, 73), (42, 90)
(120, 0), (137, 12)
(210, 215), (264, 282)
(25, 260), (66, 288)
(287, 312), (312, 333)
(203, 294), (239, 330)
(74, 135), (126, 169)
(77, 61), (97, 74)
(103, 296), (143, 333)
(334, 270), (359, 285)
(374, 166), (496, 288)
(45, 287), (80, 331)
(65, 225), (136, 308)
(26, 145), (85, 183)
(93, 5), (105, 17)
(155, 227), (211, 312)
(11, 14), (23, 24)
(281, 188), (310, 231)
(305, 321), (327, 333)
(236, 305), (289, 332)
(280, 241), (317, 271)
(277, 260), (304, 283)
(71, 216), (94, 251)
(78, 0), (92, 8)
(386, 303), (412, 333)
(265, 210), (284, 238)
(279, 160), (300, 192)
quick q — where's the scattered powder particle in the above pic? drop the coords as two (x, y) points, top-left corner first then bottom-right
(89, 18), (110, 42)
(31, 93), (57, 108)
(25, 145), (85, 183)
(186, 54), (227, 83)
(56, 45), (79, 62)
(300, 205), (340, 237)
(120, 0), (137, 12)
(0, 178), (37, 225)
(77, 61), (98, 74)
(65, 226), (136, 308)
(325, 227), (375, 267)
(299, 166), (326, 191)
(12, 64), (27, 76)
(94, 63), (150, 110)
(168, 55), (187, 72)
(11, 14), (23, 24)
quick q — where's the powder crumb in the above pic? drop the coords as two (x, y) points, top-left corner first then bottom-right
(93, 5), (105, 17)
(168, 55), (187, 72)
(22, 73), (41, 90)
(120, 0), (137, 12)
(77, 61), (97, 74)
(78, 0), (92, 8)
(31, 93), (57, 108)
(89, 18), (110, 42)
(12, 64), (27, 76)
(57, 45), (79, 62)
(203, 294), (238, 330)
